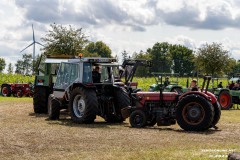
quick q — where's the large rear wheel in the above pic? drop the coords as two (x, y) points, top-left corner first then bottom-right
(33, 86), (48, 113)
(211, 102), (221, 128)
(176, 94), (214, 131)
(105, 88), (130, 123)
(69, 87), (98, 123)
(218, 91), (232, 110)
(1, 84), (11, 97)
(48, 94), (60, 120)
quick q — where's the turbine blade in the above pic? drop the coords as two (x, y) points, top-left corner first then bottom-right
(20, 42), (34, 52)
(32, 24), (35, 42)
(35, 41), (45, 47)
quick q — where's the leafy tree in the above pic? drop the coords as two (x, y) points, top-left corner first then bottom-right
(227, 59), (240, 77)
(41, 23), (88, 56)
(169, 44), (195, 76)
(148, 42), (172, 73)
(132, 50), (151, 77)
(85, 41), (112, 57)
(0, 58), (6, 73)
(15, 54), (33, 75)
(15, 60), (24, 74)
(195, 43), (233, 76)
(7, 63), (13, 74)
(122, 50), (128, 62)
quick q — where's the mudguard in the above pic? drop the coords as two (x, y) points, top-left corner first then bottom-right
(179, 91), (217, 104)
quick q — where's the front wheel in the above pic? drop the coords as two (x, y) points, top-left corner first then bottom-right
(69, 87), (98, 123)
(130, 110), (147, 128)
(176, 94), (214, 131)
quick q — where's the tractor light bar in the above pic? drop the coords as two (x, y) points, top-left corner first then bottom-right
(88, 58), (116, 63)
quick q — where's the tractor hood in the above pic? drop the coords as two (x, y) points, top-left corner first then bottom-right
(136, 92), (178, 101)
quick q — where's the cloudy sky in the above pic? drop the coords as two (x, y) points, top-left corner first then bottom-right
(1, 0), (240, 71)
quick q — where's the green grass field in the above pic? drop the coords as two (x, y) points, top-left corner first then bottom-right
(133, 77), (229, 91)
(0, 97), (240, 160)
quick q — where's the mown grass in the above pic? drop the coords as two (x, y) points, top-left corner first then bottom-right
(0, 98), (240, 160)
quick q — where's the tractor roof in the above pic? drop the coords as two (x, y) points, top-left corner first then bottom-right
(44, 58), (69, 63)
(68, 57), (117, 63)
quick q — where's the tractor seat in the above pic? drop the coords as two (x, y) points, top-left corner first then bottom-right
(136, 92), (178, 101)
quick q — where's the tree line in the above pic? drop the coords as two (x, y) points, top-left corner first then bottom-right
(0, 23), (238, 78)
(127, 42), (236, 78)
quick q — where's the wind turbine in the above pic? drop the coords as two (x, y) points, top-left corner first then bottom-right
(20, 24), (44, 60)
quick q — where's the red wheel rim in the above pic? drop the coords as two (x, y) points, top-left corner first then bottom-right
(219, 93), (230, 109)
(17, 92), (21, 97)
(182, 102), (205, 125)
(2, 87), (8, 96)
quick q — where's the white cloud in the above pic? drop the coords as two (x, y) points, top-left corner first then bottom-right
(1, 0), (240, 73)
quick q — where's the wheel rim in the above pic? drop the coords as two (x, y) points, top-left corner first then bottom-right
(73, 95), (85, 118)
(219, 93), (230, 109)
(17, 92), (21, 97)
(182, 102), (205, 125)
(2, 87), (8, 96)
(133, 114), (144, 126)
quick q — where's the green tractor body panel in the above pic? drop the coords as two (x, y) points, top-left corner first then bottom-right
(34, 75), (50, 87)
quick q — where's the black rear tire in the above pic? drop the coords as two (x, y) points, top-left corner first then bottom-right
(130, 110), (147, 128)
(69, 87), (98, 123)
(48, 94), (60, 120)
(33, 86), (48, 113)
(105, 87), (130, 123)
(1, 84), (11, 97)
(211, 102), (221, 128)
(176, 94), (214, 131)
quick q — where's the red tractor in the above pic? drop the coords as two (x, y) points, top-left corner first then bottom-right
(1, 83), (33, 97)
(121, 76), (221, 131)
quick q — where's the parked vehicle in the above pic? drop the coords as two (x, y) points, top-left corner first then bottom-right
(1, 83), (33, 97)
(149, 73), (183, 94)
(48, 56), (130, 123)
(33, 54), (75, 113)
(122, 76), (221, 131)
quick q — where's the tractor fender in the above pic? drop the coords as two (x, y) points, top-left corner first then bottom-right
(179, 91), (215, 103)
(218, 88), (230, 95)
(1, 83), (11, 88)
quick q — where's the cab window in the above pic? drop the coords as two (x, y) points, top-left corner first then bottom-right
(54, 63), (79, 89)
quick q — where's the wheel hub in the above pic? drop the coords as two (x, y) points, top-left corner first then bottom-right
(2, 87), (8, 95)
(187, 105), (202, 121)
(77, 99), (85, 113)
(73, 95), (85, 118)
(134, 115), (143, 124)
